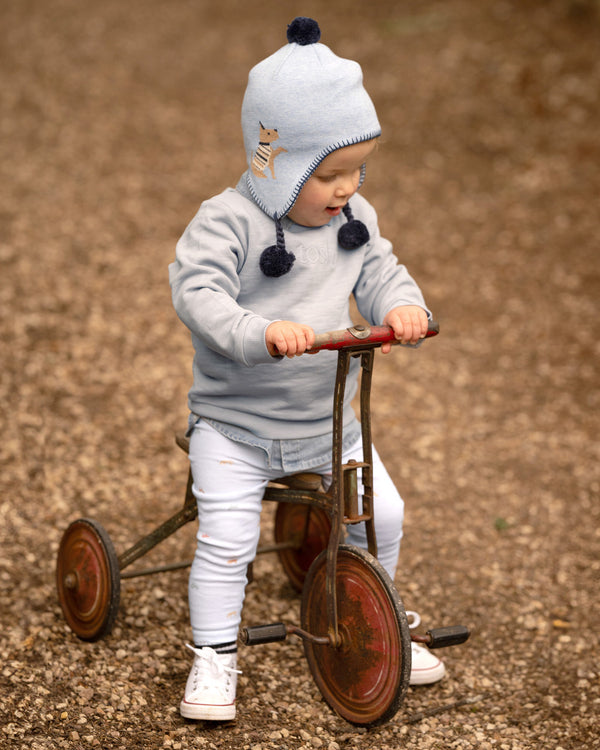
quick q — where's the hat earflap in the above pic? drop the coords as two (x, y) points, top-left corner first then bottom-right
(259, 218), (296, 277)
(338, 204), (370, 250)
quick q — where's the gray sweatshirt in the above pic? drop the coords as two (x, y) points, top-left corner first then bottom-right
(169, 175), (428, 440)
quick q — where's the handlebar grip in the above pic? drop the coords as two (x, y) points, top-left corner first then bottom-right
(427, 320), (440, 336)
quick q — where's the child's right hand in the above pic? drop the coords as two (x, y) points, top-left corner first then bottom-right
(266, 321), (315, 358)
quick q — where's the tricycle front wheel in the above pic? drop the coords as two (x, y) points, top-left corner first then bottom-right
(301, 545), (411, 727)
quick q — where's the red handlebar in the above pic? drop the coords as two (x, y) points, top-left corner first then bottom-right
(309, 321), (439, 353)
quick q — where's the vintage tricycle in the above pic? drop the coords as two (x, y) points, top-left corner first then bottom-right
(56, 321), (469, 727)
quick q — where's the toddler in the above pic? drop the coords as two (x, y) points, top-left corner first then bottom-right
(169, 17), (444, 721)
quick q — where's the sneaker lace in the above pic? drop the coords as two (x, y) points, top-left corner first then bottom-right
(185, 643), (242, 691)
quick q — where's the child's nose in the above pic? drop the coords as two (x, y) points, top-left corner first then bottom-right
(335, 175), (356, 197)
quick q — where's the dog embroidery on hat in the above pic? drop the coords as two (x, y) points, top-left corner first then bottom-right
(251, 122), (288, 179)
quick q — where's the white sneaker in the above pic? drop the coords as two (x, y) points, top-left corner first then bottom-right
(407, 611), (446, 686)
(180, 644), (241, 721)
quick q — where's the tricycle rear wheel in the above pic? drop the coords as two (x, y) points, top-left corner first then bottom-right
(274, 503), (331, 592)
(56, 518), (120, 641)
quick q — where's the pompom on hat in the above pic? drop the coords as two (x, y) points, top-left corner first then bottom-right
(241, 17), (381, 277)
(286, 15), (321, 45)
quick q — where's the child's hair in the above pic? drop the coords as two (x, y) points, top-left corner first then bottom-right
(241, 17), (381, 277)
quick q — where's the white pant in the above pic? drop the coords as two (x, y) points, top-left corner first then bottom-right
(188, 420), (404, 645)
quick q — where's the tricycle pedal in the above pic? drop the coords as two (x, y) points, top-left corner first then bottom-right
(240, 622), (288, 645)
(425, 625), (470, 649)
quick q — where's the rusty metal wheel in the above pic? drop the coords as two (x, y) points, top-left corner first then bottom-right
(56, 518), (120, 641)
(274, 503), (331, 592)
(301, 545), (411, 727)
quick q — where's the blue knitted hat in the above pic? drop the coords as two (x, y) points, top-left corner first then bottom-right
(241, 17), (381, 277)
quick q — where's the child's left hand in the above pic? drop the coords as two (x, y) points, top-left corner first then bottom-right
(382, 306), (429, 353)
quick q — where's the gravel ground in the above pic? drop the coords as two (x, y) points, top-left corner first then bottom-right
(1, 1), (599, 748)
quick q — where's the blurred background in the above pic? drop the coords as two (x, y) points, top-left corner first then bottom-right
(1, 1), (598, 748)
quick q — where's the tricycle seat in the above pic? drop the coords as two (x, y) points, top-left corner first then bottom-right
(269, 473), (322, 492)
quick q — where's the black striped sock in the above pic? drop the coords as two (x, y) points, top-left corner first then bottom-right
(195, 640), (237, 655)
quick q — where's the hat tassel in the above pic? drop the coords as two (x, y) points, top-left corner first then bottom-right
(259, 202), (369, 278)
(338, 203), (370, 250)
(259, 218), (296, 277)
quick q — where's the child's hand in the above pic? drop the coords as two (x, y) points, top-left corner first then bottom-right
(266, 321), (315, 358)
(382, 306), (429, 353)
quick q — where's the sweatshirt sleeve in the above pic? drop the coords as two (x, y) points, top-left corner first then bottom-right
(351, 196), (431, 325)
(169, 195), (274, 367)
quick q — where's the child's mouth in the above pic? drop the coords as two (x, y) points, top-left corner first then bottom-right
(326, 206), (342, 216)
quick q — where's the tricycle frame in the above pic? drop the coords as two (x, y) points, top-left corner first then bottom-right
(56, 321), (469, 726)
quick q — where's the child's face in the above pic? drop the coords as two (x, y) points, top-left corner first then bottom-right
(287, 139), (377, 228)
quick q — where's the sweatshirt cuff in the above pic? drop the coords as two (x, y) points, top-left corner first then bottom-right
(242, 316), (277, 366)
